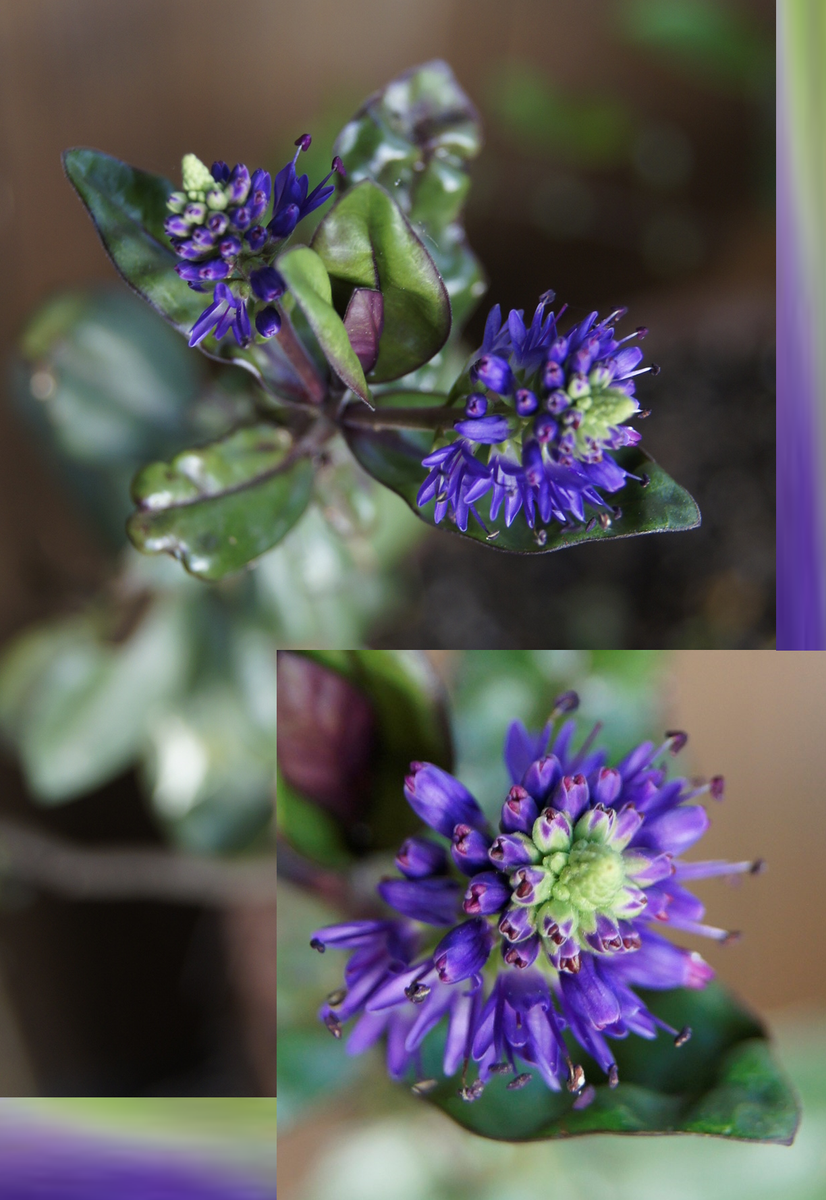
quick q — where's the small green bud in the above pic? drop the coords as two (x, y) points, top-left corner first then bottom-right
(574, 388), (640, 456)
(167, 191), (187, 213)
(206, 188), (229, 211)
(567, 374), (591, 401)
(547, 851), (568, 875)
(181, 153), (216, 194)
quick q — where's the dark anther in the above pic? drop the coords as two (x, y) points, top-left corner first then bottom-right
(489, 1062), (512, 1075)
(639, 472), (650, 488)
(750, 858), (766, 875)
(459, 1079), (485, 1103)
(611, 505), (623, 520)
(666, 730), (688, 754)
(722, 930), (742, 946)
(608, 1064), (619, 1088)
(710, 775), (725, 800)
(674, 1026), (692, 1048)
(650, 363), (661, 376)
(552, 690), (579, 716)
(598, 513), (612, 530)
(411, 1078), (438, 1096)
(534, 528), (548, 546)
(585, 517), (598, 532)
(566, 1062), (586, 1093)
(507, 1073), (533, 1091)
(486, 529), (500, 541)
(636, 326), (648, 338)
(637, 408), (651, 419)
(326, 987), (347, 1007)
(310, 938), (325, 953)
(324, 1013), (342, 1039)
(405, 982), (431, 1004)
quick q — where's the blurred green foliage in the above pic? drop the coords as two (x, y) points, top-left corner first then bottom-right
(619, 0), (775, 98)
(486, 63), (634, 166)
(2, 286), (422, 851)
(277, 649), (452, 865)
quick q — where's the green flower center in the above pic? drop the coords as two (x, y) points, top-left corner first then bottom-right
(505, 805), (647, 955)
(551, 841), (624, 910)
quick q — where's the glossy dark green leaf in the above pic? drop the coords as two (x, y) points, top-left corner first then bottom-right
(62, 148), (201, 331)
(276, 247), (371, 404)
(423, 982), (799, 1144)
(277, 649), (452, 863)
(342, 392), (701, 553)
(333, 61), (485, 336)
(312, 180), (450, 382)
(62, 148), (315, 401)
(128, 424), (313, 579)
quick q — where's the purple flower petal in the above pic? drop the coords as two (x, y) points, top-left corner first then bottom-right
(378, 877), (462, 926)
(434, 918), (494, 983)
(404, 762), (487, 838)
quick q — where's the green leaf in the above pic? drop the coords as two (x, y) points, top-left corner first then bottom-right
(62, 148), (205, 337)
(333, 61), (485, 336)
(342, 392), (701, 553)
(423, 982), (799, 1144)
(62, 148), (315, 400)
(0, 599), (191, 802)
(312, 180), (450, 383)
(276, 246), (371, 404)
(277, 649), (452, 863)
(127, 424), (314, 579)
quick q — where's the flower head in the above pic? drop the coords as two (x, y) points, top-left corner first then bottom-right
(166, 141), (343, 347)
(418, 294), (658, 539)
(311, 696), (761, 1100)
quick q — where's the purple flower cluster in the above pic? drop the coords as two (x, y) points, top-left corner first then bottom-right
(418, 294), (658, 539)
(311, 695), (761, 1100)
(166, 137), (343, 348)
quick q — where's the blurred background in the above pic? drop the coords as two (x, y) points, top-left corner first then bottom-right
(279, 650), (826, 1199)
(0, 0), (774, 652)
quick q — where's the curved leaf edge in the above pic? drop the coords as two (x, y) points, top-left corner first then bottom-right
(343, 416), (702, 556)
(422, 985), (800, 1146)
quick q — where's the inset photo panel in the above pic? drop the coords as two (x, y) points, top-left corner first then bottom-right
(276, 650), (825, 1200)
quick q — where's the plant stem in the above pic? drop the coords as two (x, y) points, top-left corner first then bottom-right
(0, 818), (276, 906)
(274, 307), (326, 405)
(341, 404), (458, 431)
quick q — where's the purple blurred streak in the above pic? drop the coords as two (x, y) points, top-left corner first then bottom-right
(0, 1122), (274, 1200)
(777, 64), (826, 649)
